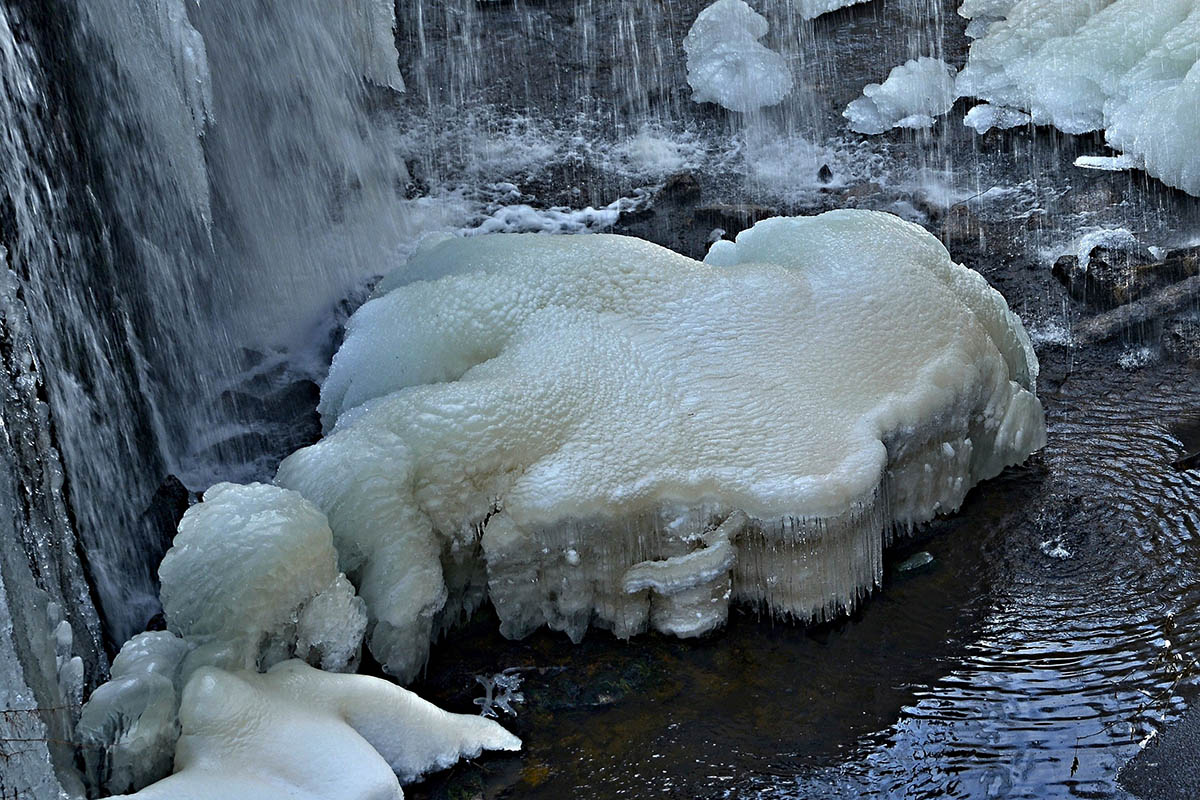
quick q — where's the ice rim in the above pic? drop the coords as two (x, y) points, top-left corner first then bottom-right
(276, 210), (1048, 683)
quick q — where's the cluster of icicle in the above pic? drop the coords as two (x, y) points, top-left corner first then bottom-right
(842, 1), (1200, 196)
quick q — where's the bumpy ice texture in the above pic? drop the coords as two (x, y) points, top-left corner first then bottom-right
(956, 0), (1200, 195)
(109, 660), (520, 800)
(278, 210), (1046, 682)
(80, 484), (516, 799)
(79, 484), (364, 794)
(844, 57), (959, 134)
(159, 482), (367, 672)
(683, 0), (793, 113)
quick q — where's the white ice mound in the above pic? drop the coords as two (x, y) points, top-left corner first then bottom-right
(844, 57), (958, 134)
(159, 482), (367, 672)
(279, 210), (1046, 682)
(79, 485), (368, 795)
(956, 0), (1200, 195)
(683, 0), (794, 113)
(109, 660), (521, 800)
(81, 486), (513, 799)
(798, 0), (872, 19)
(963, 102), (1031, 133)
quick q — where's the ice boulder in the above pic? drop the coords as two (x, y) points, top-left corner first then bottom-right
(683, 0), (793, 113)
(844, 57), (959, 134)
(956, 0), (1200, 195)
(108, 660), (520, 800)
(159, 482), (367, 672)
(78, 484), (372, 796)
(279, 210), (1046, 682)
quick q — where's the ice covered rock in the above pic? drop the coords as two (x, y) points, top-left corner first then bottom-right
(956, 0), (1200, 195)
(797, 0), (872, 18)
(683, 0), (793, 113)
(963, 102), (1031, 132)
(159, 482), (367, 672)
(78, 484), (372, 796)
(279, 210), (1046, 681)
(108, 660), (520, 800)
(77, 633), (191, 795)
(844, 57), (958, 134)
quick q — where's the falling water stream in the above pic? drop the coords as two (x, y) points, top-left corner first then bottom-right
(2, 0), (1200, 798)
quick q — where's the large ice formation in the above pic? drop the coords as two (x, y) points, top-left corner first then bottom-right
(844, 57), (959, 134)
(106, 660), (519, 800)
(956, 0), (1200, 195)
(278, 210), (1046, 682)
(683, 0), (794, 113)
(77, 483), (515, 798)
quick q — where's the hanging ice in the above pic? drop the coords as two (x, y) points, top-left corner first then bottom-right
(963, 103), (1031, 132)
(844, 57), (959, 134)
(683, 0), (794, 113)
(277, 210), (1046, 683)
(956, 0), (1200, 195)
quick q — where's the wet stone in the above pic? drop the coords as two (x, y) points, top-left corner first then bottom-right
(1053, 244), (1196, 310)
(1161, 315), (1200, 364)
(941, 204), (984, 245)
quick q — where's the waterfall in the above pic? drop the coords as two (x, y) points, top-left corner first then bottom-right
(0, 0), (407, 683)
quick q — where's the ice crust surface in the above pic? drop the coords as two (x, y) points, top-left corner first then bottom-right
(956, 0), (1200, 195)
(844, 57), (959, 134)
(279, 210), (1046, 682)
(683, 0), (793, 113)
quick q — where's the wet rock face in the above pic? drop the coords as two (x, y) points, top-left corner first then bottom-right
(1053, 245), (1200, 310)
(1161, 315), (1200, 364)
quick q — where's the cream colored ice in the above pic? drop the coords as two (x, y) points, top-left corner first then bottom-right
(279, 210), (1046, 682)
(956, 0), (1200, 195)
(109, 660), (520, 800)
